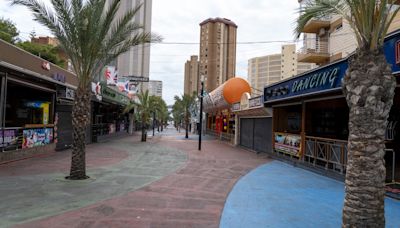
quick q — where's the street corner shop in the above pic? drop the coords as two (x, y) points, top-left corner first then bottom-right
(203, 77), (251, 143)
(0, 39), (77, 161)
(231, 93), (272, 153)
(0, 39), (131, 162)
(263, 30), (400, 183)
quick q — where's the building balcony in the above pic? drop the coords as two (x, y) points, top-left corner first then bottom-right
(302, 17), (331, 34)
(298, 41), (330, 64)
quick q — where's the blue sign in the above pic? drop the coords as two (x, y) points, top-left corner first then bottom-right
(383, 31), (400, 73)
(264, 60), (348, 103)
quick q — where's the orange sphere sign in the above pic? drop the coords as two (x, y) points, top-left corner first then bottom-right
(222, 77), (251, 104)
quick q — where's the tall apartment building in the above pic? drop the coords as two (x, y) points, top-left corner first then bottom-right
(199, 18), (237, 92)
(148, 80), (162, 97)
(297, 0), (400, 66)
(248, 44), (316, 92)
(107, 0), (152, 91)
(184, 55), (200, 95)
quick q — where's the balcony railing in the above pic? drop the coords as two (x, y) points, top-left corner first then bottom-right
(299, 41), (329, 55)
(304, 136), (348, 174)
(298, 41), (330, 64)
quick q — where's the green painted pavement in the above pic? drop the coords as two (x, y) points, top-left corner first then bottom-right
(0, 140), (187, 227)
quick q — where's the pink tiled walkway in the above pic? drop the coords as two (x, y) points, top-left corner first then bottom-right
(15, 130), (270, 228)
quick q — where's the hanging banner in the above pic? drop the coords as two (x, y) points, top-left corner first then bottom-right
(22, 128), (53, 149)
(117, 81), (129, 92)
(104, 66), (118, 85)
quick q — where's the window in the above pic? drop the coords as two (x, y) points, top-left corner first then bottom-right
(335, 23), (343, 31)
(5, 81), (54, 127)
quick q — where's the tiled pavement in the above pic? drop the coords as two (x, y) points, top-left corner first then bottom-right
(3, 128), (397, 228)
(0, 128), (270, 228)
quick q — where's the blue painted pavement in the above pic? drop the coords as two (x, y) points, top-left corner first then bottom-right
(220, 161), (400, 228)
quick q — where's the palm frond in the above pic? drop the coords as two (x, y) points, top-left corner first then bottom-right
(11, 0), (162, 87)
(296, 0), (400, 51)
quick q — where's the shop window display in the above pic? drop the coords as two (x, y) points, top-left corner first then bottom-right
(5, 82), (54, 127)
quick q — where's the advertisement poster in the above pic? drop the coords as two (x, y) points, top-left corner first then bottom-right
(22, 128), (53, 149)
(0, 130), (17, 147)
(274, 132), (301, 156)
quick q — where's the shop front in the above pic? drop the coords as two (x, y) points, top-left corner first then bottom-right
(232, 93), (272, 153)
(264, 31), (400, 182)
(203, 78), (251, 143)
(91, 82), (130, 142)
(0, 39), (78, 161)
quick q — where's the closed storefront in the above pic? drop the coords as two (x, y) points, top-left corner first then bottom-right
(233, 94), (272, 153)
(239, 117), (272, 153)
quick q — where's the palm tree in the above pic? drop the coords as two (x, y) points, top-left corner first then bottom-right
(149, 96), (167, 132)
(295, 1), (399, 226)
(125, 90), (154, 142)
(172, 101), (183, 131)
(174, 94), (196, 138)
(154, 97), (168, 131)
(12, 0), (161, 180)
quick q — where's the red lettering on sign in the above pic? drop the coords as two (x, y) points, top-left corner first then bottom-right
(395, 40), (400, 65)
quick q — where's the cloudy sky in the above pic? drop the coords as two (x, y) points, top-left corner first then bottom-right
(0, 0), (302, 105)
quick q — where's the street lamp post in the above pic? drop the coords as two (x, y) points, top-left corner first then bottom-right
(198, 78), (204, 151)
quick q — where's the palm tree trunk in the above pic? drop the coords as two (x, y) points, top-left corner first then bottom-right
(342, 50), (396, 227)
(69, 85), (91, 180)
(141, 127), (146, 142)
(185, 116), (189, 139)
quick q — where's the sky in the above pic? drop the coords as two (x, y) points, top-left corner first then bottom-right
(0, 0), (302, 105)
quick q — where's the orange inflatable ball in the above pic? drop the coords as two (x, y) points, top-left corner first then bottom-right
(222, 77), (251, 104)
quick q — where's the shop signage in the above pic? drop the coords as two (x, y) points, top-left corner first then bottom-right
(57, 87), (75, 100)
(264, 60), (348, 103)
(203, 85), (229, 112)
(274, 132), (301, 156)
(291, 67), (339, 93)
(249, 96), (263, 108)
(52, 73), (66, 83)
(66, 87), (75, 99)
(101, 84), (129, 106)
(384, 34), (400, 73)
(232, 102), (240, 111)
(0, 129), (17, 147)
(41, 61), (50, 71)
(395, 40), (400, 65)
(122, 75), (149, 82)
(22, 128), (53, 149)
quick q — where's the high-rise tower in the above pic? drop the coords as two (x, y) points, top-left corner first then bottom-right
(199, 18), (237, 92)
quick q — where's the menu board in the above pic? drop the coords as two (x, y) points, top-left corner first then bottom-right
(22, 128), (53, 149)
(274, 132), (301, 156)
